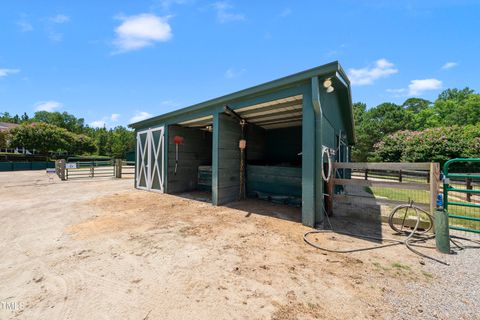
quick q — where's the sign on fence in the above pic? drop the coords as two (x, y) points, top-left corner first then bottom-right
(65, 163), (77, 169)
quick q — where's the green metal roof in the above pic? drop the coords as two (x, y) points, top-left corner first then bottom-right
(129, 60), (354, 142)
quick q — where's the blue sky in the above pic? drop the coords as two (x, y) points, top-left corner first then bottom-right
(0, 0), (479, 128)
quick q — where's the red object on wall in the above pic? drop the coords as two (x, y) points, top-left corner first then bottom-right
(239, 139), (247, 149)
(174, 136), (184, 145)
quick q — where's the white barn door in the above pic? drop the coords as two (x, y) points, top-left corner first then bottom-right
(136, 126), (164, 192)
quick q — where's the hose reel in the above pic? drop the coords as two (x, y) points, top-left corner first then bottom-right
(321, 146), (334, 182)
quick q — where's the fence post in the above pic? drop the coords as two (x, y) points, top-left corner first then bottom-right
(326, 175), (334, 216)
(115, 159), (122, 178)
(57, 159), (66, 181)
(399, 169), (402, 182)
(429, 162), (440, 216)
(466, 178), (472, 202)
(364, 169), (368, 180)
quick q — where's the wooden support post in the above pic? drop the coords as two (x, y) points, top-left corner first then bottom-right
(326, 174), (334, 216)
(365, 169), (368, 180)
(399, 169), (402, 182)
(115, 159), (123, 178)
(466, 178), (472, 202)
(430, 162), (440, 215)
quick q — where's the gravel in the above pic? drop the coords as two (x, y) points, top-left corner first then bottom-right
(387, 237), (480, 320)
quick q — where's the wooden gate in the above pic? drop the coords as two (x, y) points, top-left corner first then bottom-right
(327, 162), (440, 216)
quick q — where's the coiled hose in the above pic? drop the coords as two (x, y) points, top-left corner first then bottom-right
(304, 201), (480, 265)
(321, 147), (332, 183)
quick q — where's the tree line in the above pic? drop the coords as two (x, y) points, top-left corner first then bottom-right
(1, 87), (478, 162)
(0, 111), (135, 159)
(352, 88), (480, 164)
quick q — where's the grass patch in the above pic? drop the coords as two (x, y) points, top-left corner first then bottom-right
(365, 186), (429, 204)
(391, 262), (411, 270)
(372, 262), (390, 271)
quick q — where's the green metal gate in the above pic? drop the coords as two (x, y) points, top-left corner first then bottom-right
(443, 158), (480, 234)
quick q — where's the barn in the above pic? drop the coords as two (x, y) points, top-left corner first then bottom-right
(129, 61), (354, 227)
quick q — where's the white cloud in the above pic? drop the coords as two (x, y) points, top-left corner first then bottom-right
(386, 88), (405, 93)
(0, 69), (20, 78)
(279, 8), (292, 18)
(348, 59), (398, 86)
(110, 113), (120, 121)
(408, 79), (442, 96)
(113, 14), (172, 52)
(49, 14), (70, 24)
(212, 1), (245, 23)
(386, 88), (406, 98)
(442, 62), (458, 70)
(130, 111), (153, 123)
(48, 32), (64, 42)
(225, 67), (245, 79)
(46, 14), (70, 42)
(17, 17), (33, 32)
(34, 101), (63, 112)
(156, 0), (189, 10)
(90, 120), (107, 128)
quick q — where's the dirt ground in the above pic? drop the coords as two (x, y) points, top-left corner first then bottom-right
(0, 171), (474, 319)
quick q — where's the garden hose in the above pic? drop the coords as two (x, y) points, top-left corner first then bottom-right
(321, 146), (333, 182)
(304, 202), (449, 265)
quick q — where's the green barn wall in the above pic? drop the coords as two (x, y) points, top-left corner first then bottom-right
(322, 119), (335, 148)
(265, 126), (302, 164)
(320, 88), (348, 145)
(247, 165), (301, 198)
(246, 124), (266, 162)
(215, 113), (242, 205)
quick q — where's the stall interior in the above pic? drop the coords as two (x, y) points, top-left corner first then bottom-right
(235, 95), (303, 206)
(166, 116), (213, 199)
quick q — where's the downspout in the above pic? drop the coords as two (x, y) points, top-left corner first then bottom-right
(311, 76), (324, 227)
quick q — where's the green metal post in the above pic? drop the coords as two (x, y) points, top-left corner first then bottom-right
(311, 76), (324, 227)
(301, 88), (316, 227)
(435, 208), (451, 254)
(212, 112), (219, 206)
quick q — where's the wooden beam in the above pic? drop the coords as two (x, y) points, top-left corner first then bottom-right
(262, 121), (302, 130)
(333, 162), (431, 171)
(326, 174), (334, 216)
(430, 162), (440, 214)
(244, 110), (302, 123)
(333, 194), (430, 211)
(334, 178), (430, 191)
(178, 115), (213, 125)
(236, 100), (302, 117)
(254, 117), (303, 126)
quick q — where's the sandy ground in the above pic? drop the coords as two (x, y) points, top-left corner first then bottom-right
(0, 171), (476, 319)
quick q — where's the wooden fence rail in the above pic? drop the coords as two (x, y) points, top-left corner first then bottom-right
(327, 162), (440, 216)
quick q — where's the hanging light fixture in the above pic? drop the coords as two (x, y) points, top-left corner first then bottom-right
(323, 78), (332, 88)
(323, 78), (334, 93)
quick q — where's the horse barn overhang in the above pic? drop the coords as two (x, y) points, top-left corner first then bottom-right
(129, 61), (355, 228)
